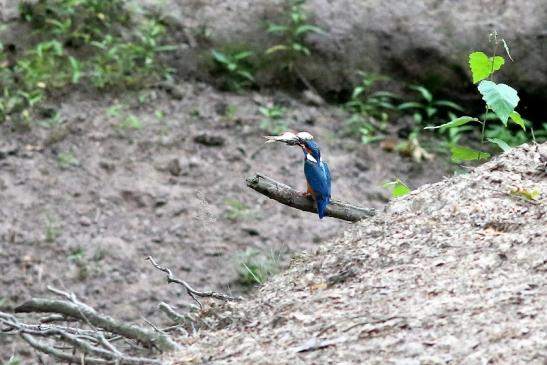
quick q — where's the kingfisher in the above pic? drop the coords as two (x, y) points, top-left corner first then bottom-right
(265, 132), (331, 219)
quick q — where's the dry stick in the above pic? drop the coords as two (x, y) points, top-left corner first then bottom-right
(246, 174), (377, 222)
(146, 256), (242, 309)
(14, 299), (178, 352)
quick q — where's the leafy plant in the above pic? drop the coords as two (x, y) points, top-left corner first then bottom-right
(1, 0), (174, 125)
(258, 104), (288, 134)
(89, 20), (175, 89)
(211, 49), (255, 91)
(344, 71), (397, 144)
(425, 32), (526, 160)
(398, 85), (464, 126)
(265, 0), (324, 70)
(117, 114), (142, 130)
(19, 0), (131, 46)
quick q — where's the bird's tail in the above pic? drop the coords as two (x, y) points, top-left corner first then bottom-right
(317, 196), (330, 219)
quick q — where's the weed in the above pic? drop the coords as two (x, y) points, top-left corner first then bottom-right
(265, 0), (324, 71)
(224, 199), (251, 222)
(44, 216), (60, 242)
(1, 0), (174, 125)
(211, 49), (255, 92)
(117, 114), (143, 130)
(223, 104), (239, 123)
(68, 247), (90, 281)
(259, 104), (288, 134)
(398, 85), (464, 126)
(19, 0), (131, 46)
(237, 248), (282, 286)
(343, 71), (397, 144)
(57, 151), (79, 169)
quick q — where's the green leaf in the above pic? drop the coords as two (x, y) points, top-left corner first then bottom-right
(265, 44), (289, 55)
(509, 111), (526, 131)
(450, 145), (491, 162)
(469, 52), (505, 83)
(451, 146), (488, 162)
(409, 85), (433, 103)
(233, 51), (254, 60)
(383, 179), (411, 198)
(211, 50), (228, 64)
(424, 116), (479, 129)
(434, 100), (464, 111)
(267, 24), (289, 34)
(487, 137), (511, 152)
(397, 102), (423, 110)
(477, 80), (519, 126)
(295, 24), (325, 36)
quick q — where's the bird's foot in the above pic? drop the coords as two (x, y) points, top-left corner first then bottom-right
(302, 192), (313, 198)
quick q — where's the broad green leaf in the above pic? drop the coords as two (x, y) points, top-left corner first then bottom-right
(450, 145), (491, 162)
(383, 179), (411, 198)
(469, 52), (505, 83)
(477, 80), (519, 126)
(509, 111), (526, 131)
(409, 85), (433, 103)
(487, 137), (511, 152)
(424, 116), (479, 129)
(351, 86), (365, 99)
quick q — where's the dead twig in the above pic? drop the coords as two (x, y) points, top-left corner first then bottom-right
(246, 174), (376, 222)
(146, 256), (242, 309)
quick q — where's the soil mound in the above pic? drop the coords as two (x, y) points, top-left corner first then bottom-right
(169, 143), (547, 364)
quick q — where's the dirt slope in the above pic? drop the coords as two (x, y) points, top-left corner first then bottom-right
(167, 143), (547, 365)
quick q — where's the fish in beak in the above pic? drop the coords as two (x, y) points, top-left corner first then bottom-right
(264, 131), (314, 146)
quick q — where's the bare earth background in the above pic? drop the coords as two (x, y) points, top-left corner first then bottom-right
(0, 83), (450, 360)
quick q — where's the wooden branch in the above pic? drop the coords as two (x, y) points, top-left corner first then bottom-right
(245, 174), (376, 222)
(146, 256), (242, 309)
(14, 299), (178, 352)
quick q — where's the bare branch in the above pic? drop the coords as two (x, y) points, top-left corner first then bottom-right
(146, 256), (242, 309)
(245, 174), (376, 222)
(14, 299), (178, 352)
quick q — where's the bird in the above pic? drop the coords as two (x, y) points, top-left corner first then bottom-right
(265, 131), (331, 219)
